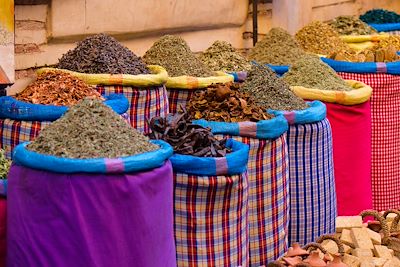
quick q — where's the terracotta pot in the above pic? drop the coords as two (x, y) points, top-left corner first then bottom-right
(287, 243), (310, 257)
(304, 251), (327, 267)
(327, 254), (347, 267)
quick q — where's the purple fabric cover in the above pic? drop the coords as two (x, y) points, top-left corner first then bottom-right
(7, 161), (176, 267)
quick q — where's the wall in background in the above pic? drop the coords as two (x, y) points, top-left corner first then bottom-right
(14, 0), (400, 79)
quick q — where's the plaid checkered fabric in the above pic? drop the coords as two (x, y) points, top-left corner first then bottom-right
(0, 119), (50, 159)
(174, 171), (249, 267)
(338, 72), (400, 211)
(214, 134), (289, 266)
(0, 114), (130, 160)
(96, 85), (169, 133)
(286, 118), (336, 245)
(167, 88), (203, 114)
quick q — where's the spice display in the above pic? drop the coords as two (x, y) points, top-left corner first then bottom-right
(328, 36), (400, 63)
(295, 21), (351, 55)
(360, 9), (400, 24)
(328, 15), (377, 35)
(15, 70), (103, 106)
(240, 64), (307, 111)
(249, 27), (307, 65)
(148, 112), (231, 157)
(0, 149), (11, 179)
(57, 33), (149, 75)
(283, 55), (353, 91)
(143, 35), (213, 77)
(27, 99), (158, 158)
(186, 82), (273, 122)
(199, 40), (252, 72)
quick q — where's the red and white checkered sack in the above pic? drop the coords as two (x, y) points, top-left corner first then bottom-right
(338, 72), (400, 211)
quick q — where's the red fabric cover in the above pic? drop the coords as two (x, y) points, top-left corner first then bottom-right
(338, 72), (400, 211)
(325, 101), (372, 215)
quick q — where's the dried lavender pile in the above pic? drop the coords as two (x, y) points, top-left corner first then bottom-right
(249, 27), (306, 65)
(295, 21), (350, 55)
(143, 35), (213, 77)
(328, 15), (377, 35)
(27, 99), (158, 159)
(148, 112), (231, 157)
(199, 40), (252, 72)
(240, 65), (307, 111)
(283, 55), (353, 91)
(57, 33), (149, 75)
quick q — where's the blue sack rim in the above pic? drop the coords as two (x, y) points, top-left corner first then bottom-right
(0, 93), (129, 122)
(170, 139), (249, 176)
(268, 101), (326, 125)
(228, 71), (248, 82)
(321, 57), (400, 75)
(12, 140), (173, 174)
(193, 114), (288, 139)
(369, 23), (400, 32)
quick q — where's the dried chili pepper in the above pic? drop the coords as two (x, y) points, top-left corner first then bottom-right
(186, 82), (273, 122)
(148, 112), (231, 157)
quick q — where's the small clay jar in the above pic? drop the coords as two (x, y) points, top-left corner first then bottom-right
(304, 251), (327, 267)
(327, 254), (348, 267)
(287, 243), (310, 257)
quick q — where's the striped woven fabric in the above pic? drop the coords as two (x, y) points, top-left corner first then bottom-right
(337, 72), (400, 211)
(0, 114), (130, 160)
(286, 118), (337, 245)
(174, 171), (249, 267)
(96, 85), (169, 133)
(167, 88), (201, 114)
(0, 119), (50, 159)
(214, 134), (289, 266)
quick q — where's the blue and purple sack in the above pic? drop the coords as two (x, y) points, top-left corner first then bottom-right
(269, 101), (337, 245)
(7, 140), (177, 267)
(194, 116), (289, 266)
(171, 139), (250, 267)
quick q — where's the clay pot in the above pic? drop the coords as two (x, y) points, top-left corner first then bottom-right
(283, 256), (303, 266)
(304, 251), (327, 267)
(327, 254), (348, 267)
(287, 243), (310, 257)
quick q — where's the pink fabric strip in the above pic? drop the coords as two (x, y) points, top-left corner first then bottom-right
(238, 121), (257, 138)
(284, 112), (296, 125)
(376, 62), (387, 73)
(104, 158), (125, 173)
(215, 157), (229, 176)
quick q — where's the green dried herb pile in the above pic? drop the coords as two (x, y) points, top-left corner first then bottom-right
(148, 112), (231, 157)
(240, 65), (307, 111)
(27, 99), (158, 159)
(143, 35), (213, 77)
(295, 21), (350, 55)
(0, 150), (11, 179)
(57, 33), (149, 75)
(199, 40), (252, 72)
(328, 16), (377, 35)
(283, 55), (353, 91)
(249, 27), (306, 65)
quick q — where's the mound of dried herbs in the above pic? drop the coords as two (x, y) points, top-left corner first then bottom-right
(57, 33), (149, 75)
(143, 35), (213, 77)
(240, 64), (307, 111)
(249, 27), (306, 65)
(283, 55), (353, 91)
(295, 21), (350, 55)
(27, 99), (158, 159)
(148, 112), (231, 157)
(360, 9), (400, 24)
(186, 82), (272, 122)
(0, 150), (11, 179)
(199, 41), (252, 72)
(15, 71), (103, 106)
(328, 16), (377, 35)
(329, 42), (399, 63)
